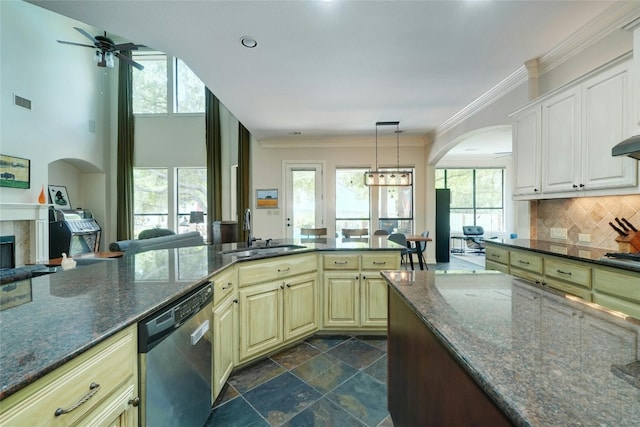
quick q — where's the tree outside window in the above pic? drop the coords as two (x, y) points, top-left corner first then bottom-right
(335, 168), (370, 237)
(177, 168), (207, 240)
(133, 168), (168, 238)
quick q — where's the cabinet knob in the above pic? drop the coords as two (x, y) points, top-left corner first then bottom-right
(233, 299), (238, 304)
(534, 188), (539, 192)
(572, 184), (578, 189)
(579, 183), (585, 188)
(128, 397), (140, 407)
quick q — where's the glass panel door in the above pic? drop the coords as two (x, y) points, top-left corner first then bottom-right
(284, 163), (324, 238)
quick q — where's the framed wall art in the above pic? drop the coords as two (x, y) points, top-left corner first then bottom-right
(48, 185), (72, 209)
(0, 154), (30, 189)
(256, 189), (278, 209)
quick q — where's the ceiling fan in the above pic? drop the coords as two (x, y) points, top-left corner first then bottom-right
(57, 27), (144, 70)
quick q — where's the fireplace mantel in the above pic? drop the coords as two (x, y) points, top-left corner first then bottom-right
(0, 203), (50, 264)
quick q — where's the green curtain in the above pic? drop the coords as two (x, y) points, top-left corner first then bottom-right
(116, 51), (135, 240)
(205, 88), (222, 243)
(237, 123), (251, 244)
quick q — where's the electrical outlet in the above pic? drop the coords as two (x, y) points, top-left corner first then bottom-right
(550, 228), (567, 240)
(578, 233), (591, 243)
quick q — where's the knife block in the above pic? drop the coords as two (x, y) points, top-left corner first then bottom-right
(615, 231), (640, 253)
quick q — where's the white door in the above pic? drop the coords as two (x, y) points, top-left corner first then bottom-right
(284, 163), (324, 238)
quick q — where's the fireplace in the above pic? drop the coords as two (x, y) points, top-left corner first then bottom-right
(0, 204), (50, 265)
(0, 236), (16, 269)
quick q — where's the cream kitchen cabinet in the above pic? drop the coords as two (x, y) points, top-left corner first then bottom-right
(592, 266), (640, 319)
(211, 266), (238, 400)
(322, 252), (400, 330)
(509, 249), (543, 284)
(512, 105), (542, 196)
(543, 257), (592, 301)
(512, 57), (637, 199)
(485, 244), (510, 273)
(581, 61), (637, 191)
(0, 326), (138, 427)
(238, 268), (318, 363)
(541, 86), (582, 194)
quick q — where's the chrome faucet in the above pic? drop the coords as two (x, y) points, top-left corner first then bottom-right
(244, 208), (252, 246)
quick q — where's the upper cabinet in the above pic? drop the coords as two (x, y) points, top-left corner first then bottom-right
(512, 58), (638, 200)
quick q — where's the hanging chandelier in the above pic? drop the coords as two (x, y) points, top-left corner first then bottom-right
(364, 121), (413, 186)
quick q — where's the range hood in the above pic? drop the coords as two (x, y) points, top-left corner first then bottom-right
(612, 135), (640, 160)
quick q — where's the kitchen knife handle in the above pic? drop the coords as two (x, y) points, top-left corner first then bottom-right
(615, 218), (629, 232)
(622, 218), (638, 232)
(609, 222), (628, 236)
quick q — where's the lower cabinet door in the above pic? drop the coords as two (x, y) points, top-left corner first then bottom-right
(213, 294), (237, 399)
(283, 272), (318, 342)
(75, 383), (138, 427)
(322, 272), (359, 328)
(360, 272), (388, 328)
(238, 282), (283, 362)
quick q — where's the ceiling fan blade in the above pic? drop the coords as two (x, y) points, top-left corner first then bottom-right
(115, 52), (145, 70)
(113, 42), (139, 51)
(57, 40), (95, 49)
(73, 26), (98, 44)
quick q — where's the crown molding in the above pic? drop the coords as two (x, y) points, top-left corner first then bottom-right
(436, 1), (640, 138)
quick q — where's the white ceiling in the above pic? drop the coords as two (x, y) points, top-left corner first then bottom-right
(30, 0), (625, 149)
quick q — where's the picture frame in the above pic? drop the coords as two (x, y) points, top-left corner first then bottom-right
(0, 154), (30, 189)
(256, 188), (278, 209)
(48, 185), (72, 209)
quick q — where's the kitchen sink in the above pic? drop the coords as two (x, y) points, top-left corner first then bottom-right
(221, 244), (306, 258)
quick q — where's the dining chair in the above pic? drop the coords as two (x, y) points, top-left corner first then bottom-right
(388, 233), (415, 270)
(417, 230), (429, 270)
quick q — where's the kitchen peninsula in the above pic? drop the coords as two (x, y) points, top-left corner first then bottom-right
(0, 237), (401, 425)
(383, 270), (640, 426)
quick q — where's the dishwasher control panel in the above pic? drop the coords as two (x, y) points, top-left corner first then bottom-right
(139, 283), (213, 352)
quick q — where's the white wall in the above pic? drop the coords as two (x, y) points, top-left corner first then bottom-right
(0, 1), (108, 204)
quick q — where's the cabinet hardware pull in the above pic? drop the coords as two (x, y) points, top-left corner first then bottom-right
(222, 283), (233, 290)
(534, 188), (539, 192)
(557, 269), (572, 276)
(280, 284), (285, 289)
(518, 260), (530, 265)
(572, 184), (578, 188)
(128, 397), (140, 407)
(373, 261), (386, 265)
(491, 254), (500, 258)
(286, 284), (291, 288)
(233, 299), (238, 304)
(334, 261), (348, 265)
(55, 382), (101, 416)
(278, 267), (290, 273)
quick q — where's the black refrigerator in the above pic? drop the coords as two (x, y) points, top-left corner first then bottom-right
(435, 189), (450, 263)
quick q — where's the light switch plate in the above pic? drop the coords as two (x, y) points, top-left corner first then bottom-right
(550, 228), (567, 240)
(578, 233), (591, 243)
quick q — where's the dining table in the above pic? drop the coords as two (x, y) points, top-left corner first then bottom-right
(405, 234), (432, 270)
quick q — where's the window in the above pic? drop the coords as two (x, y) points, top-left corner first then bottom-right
(177, 168), (207, 240)
(378, 168), (414, 234)
(132, 53), (168, 114)
(335, 168), (370, 237)
(133, 168), (169, 238)
(436, 168), (504, 233)
(132, 52), (206, 115)
(174, 58), (205, 113)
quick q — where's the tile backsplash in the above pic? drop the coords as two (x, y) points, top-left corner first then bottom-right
(531, 195), (640, 250)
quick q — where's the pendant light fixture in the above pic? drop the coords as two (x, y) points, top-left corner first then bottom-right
(364, 121), (413, 186)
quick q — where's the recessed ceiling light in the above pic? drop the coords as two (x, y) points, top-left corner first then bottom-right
(240, 36), (257, 48)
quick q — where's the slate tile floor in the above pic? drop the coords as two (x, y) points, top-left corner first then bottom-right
(205, 255), (483, 426)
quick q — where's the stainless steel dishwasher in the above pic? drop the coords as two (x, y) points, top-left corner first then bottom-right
(139, 283), (213, 427)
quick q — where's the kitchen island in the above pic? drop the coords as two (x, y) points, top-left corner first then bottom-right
(0, 237), (400, 402)
(383, 269), (640, 426)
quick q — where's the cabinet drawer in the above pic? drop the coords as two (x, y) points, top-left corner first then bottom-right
(510, 267), (543, 284)
(239, 254), (316, 286)
(593, 293), (640, 320)
(485, 260), (509, 274)
(592, 268), (640, 304)
(544, 277), (592, 301)
(485, 245), (509, 265)
(509, 250), (543, 274)
(0, 326), (136, 427)
(212, 266), (237, 306)
(361, 252), (400, 270)
(323, 254), (360, 270)
(544, 258), (591, 289)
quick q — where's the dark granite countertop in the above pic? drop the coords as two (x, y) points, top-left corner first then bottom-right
(484, 238), (640, 273)
(383, 270), (640, 426)
(0, 238), (402, 400)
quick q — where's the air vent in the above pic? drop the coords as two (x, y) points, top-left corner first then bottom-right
(14, 95), (32, 110)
